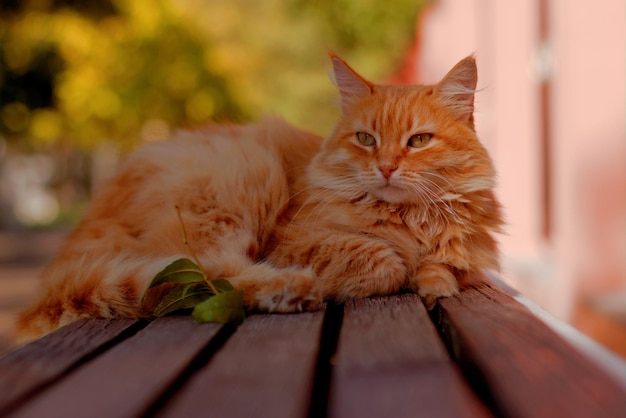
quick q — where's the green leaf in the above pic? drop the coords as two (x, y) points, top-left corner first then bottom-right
(192, 290), (245, 325)
(149, 258), (206, 288)
(140, 258), (206, 304)
(211, 278), (235, 292)
(153, 283), (214, 317)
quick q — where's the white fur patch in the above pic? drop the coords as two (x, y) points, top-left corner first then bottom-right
(458, 177), (495, 193)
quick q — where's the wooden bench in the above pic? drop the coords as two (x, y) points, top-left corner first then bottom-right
(1, 276), (624, 418)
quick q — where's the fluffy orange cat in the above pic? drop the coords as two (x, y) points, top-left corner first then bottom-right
(17, 53), (503, 340)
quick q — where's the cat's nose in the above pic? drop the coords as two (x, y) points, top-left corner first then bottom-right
(378, 162), (398, 179)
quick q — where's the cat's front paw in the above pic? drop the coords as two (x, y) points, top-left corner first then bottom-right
(410, 264), (459, 310)
(255, 268), (322, 313)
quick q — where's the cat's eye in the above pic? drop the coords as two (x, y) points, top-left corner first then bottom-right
(408, 133), (433, 148)
(356, 132), (376, 146)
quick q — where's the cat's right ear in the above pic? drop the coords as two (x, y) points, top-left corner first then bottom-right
(329, 52), (373, 111)
(434, 56), (478, 126)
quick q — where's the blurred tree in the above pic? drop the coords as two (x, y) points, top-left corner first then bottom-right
(177, 0), (428, 132)
(0, 0), (246, 150)
(0, 0), (429, 150)
(0, 0), (429, 228)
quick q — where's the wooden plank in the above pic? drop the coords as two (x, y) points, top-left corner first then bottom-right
(0, 318), (140, 415)
(158, 310), (326, 418)
(9, 317), (224, 418)
(436, 278), (626, 418)
(328, 294), (491, 418)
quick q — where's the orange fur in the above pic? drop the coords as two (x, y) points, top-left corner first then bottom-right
(16, 54), (503, 341)
(16, 119), (322, 340)
(265, 54), (503, 307)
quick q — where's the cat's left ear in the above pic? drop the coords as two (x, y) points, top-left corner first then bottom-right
(434, 56), (478, 127)
(329, 52), (374, 111)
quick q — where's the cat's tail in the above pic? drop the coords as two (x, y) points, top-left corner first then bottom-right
(15, 294), (82, 344)
(14, 254), (167, 343)
(14, 283), (144, 344)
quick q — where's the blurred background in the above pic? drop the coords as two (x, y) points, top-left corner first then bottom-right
(0, 0), (624, 357)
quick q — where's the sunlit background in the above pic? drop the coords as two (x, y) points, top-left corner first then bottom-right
(0, 0), (624, 358)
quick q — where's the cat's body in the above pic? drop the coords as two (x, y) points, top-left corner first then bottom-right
(267, 57), (502, 302)
(17, 54), (503, 340)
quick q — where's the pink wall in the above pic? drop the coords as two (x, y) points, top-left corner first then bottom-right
(411, 0), (625, 323)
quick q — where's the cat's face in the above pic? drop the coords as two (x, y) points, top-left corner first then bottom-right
(308, 54), (496, 206)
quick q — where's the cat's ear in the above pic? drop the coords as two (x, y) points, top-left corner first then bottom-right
(329, 52), (373, 111)
(434, 56), (478, 126)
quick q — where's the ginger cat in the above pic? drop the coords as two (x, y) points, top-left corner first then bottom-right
(17, 54), (503, 340)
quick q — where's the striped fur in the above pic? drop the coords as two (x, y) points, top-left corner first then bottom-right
(17, 55), (503, 341)
(267, 54), (502, 306)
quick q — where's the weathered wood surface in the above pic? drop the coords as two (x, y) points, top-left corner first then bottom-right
(1, 280), (624, 418)
(328, 294), (491, 418)
(157, 310), (326, 418)
(9, 317), (224, 418)
(0, 318), (140, 415)
(437, 279), (626, 418)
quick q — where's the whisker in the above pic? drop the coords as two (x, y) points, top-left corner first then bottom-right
(404, 174), (464, 228)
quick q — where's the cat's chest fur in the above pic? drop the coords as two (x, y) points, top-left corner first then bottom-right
(312, 197), (452, 262)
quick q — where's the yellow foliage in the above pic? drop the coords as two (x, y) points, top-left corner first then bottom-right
(0, 0), (428, 149)
(30, 109), (62, 143)
(91, 89), (122, 120)
(2, 103), (30, 132)
(186, 91), (215, 123)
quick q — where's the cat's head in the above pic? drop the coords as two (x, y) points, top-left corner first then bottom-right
(308, 53), (496, 206)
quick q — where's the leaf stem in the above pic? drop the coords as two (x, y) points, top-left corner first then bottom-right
(175, 205), (219, 294)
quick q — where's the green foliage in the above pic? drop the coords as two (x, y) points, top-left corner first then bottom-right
(147, 258), (206, 288)
(0, 0), (429, 149)
(144, 257), (245, 325)
(0, 0), (245, 150)
(192, 291), (245, 326)
(153, 283), (214, 317)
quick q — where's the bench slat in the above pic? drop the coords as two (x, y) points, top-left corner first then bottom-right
(158, 310), (325, 418)
(437, 278), (626, 418)
(8, 317), (223, 418)
(328, 294), (492, 418)
(0, 318), (139, 415)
